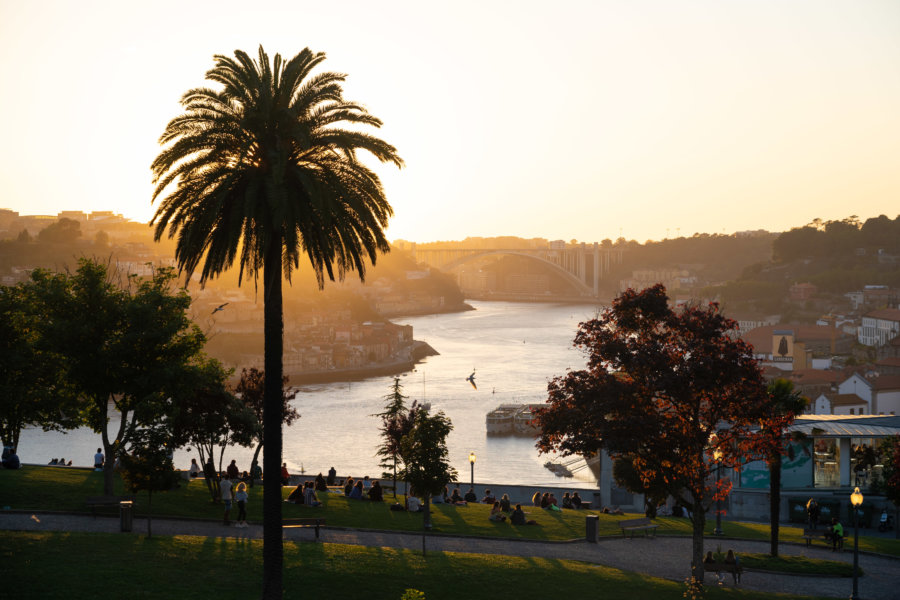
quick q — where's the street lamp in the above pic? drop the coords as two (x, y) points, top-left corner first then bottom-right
(468, 452), (476, 490)
(850, 486), (863, 600)
(713, 446), (724, 536)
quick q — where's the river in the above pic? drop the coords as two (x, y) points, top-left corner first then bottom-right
(17, 301), (605, 489)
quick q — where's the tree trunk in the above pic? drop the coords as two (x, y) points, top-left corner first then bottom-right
(251, 443), (263, 488)
(147, 490), (153, 539)
(769, 452), (782, 557)
(690, 499), (706, 584)
(422, 495), (432, 556)
(261, 242), (285, 600)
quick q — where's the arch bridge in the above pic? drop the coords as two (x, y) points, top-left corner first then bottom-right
(409, 243), (623, 297)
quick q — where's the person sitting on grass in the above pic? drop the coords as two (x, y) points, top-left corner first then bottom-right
(540, 492), (551, 509)
(464, 488), (477, 503)
(572, 492), (583, 509)
(315, 473), (327, 491)
(532, 491), (542, 506)
(406, 495), (422, 513)
(482, 489), (496, 504)
(561, 492), (573, 509)
(304, 481), (322, 507)
(349, 480), (364, 500)
(449, 487), (466, 505)
(511, 504), (537, 526)
(367, 480), (384, 502)
(344, 477), (355, 496)
(499, 494), (511, 512)
(287, 483), (304, 504)
(489, 501), (506, 522)
(189, 458), (201, 478)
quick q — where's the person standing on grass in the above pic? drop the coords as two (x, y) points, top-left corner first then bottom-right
(235, 482), (249, 527)
(221, 474), (234, 526)
(227, 459), (240, 480)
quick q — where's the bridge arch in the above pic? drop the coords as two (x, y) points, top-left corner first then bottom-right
(437, 250), (594, 296)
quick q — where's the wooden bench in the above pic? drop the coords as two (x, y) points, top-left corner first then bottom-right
(283, 517), (326, 541)
(802, 528), (842, 549)
(617, 517), (659, 538)
(85, 495), (136, 517)
(704, 561), (742, 584)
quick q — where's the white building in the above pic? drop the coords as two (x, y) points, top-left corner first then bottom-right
(858, 308), (900, 346)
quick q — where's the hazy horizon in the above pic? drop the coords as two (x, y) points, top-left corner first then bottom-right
(2, 1), (899, 244)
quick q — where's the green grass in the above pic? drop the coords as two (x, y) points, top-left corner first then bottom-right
(0, 531), (834, 600)
(738, 554), (860, 577)
(3, 465), (899, 557)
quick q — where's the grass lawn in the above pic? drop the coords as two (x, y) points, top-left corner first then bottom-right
(737, 554), (860, 577)
(3, 466), (899, 557)
(1, 531), (835, 600)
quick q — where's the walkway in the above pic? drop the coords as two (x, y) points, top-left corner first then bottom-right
(2, 512), (897, 599)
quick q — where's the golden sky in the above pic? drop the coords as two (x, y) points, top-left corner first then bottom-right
(1, 0), (899, 244)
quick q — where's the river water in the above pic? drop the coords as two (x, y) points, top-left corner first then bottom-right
(17, 301), (605, 489)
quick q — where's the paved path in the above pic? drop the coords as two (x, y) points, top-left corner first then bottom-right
(2, 512), (897, 599)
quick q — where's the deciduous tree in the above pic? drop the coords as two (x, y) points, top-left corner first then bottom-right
(536, 284), (773, 582)
(400, 409), (457, 545)
(234, 368), (299, 476)
(37, 259), (216, 495)
(0, 282), (77, 451)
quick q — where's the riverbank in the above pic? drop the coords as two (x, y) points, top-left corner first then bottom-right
(287, 340), (439, 385)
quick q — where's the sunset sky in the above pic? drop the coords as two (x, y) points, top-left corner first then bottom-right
(1, 1), (899, 244)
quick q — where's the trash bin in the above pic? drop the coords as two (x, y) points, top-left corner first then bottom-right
(120, 500), (133, 532)
(585, 514), (599, 543)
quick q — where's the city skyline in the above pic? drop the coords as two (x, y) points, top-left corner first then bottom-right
(2, 1), (899, 244)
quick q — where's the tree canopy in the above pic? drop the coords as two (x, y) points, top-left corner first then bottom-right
(536, 284), (778, 582)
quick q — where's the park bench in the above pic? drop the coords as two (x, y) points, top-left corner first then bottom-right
(704, 561), (742, 584)
(283, 517), (326, 541)
(617, 517), (659, 538)
(803, 528), (842, 550)
(85, 495), (136, 517)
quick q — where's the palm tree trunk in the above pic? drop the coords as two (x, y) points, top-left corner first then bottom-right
(769, 452), (782, 557)
(262, 241), (284, 600)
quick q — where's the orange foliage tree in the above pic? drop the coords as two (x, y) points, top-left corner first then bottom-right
(536, 285), (788, 581)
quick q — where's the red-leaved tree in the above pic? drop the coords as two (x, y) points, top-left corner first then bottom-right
(536, 285), (775, 582)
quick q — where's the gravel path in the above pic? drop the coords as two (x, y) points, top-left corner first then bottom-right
(2, 512), (897, 599)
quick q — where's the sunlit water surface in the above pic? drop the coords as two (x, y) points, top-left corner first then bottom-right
(18, 301), (604, 488)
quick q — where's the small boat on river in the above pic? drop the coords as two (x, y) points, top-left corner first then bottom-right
(486, 402), (545, 436)
(486, 404), (521, 435)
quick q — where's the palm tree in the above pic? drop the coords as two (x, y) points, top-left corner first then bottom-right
(150, 46), (402, 599)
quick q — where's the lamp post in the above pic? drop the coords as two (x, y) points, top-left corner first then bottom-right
(850, 486), (863, 600)
(468, 452), (476, 490)
(713, 447), (724, 536)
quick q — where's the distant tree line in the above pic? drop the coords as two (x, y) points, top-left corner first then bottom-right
(773, 215), (900, 262)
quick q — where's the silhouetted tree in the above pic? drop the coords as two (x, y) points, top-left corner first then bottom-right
(150, 45), (402, 599)
(37, 218), (81, 244)
(400, 409), (457, 545)
(119, 426), (182, 538)
(234, 367), (299, 474)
